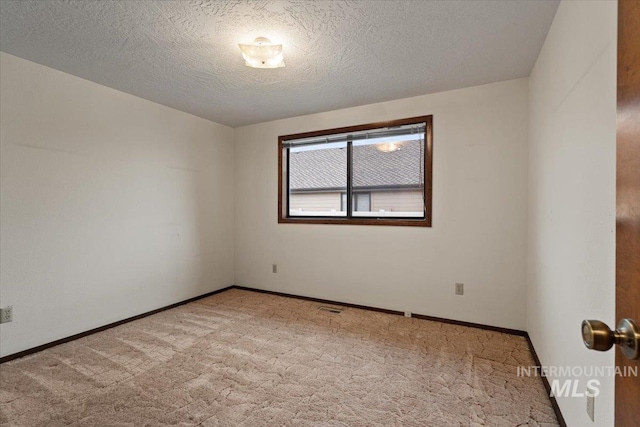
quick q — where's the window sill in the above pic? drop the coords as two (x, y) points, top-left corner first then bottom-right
(278, 217), (431, 227)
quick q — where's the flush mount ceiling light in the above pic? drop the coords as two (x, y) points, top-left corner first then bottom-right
(238, 37), (285, 69)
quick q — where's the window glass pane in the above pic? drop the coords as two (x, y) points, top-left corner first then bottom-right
(352, 137), (424, 218)
(288, 142), (347, 217)
(354, 193), (370, 212)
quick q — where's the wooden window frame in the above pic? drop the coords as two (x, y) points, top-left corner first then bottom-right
(278, 115), (433, 227)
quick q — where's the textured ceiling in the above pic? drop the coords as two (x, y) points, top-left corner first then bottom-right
(0, 0), (559, 127)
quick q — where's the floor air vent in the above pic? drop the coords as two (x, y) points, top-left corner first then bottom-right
(318, 306), (343, 314)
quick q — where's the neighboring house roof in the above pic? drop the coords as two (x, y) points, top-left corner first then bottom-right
(289, 140), (423, 191)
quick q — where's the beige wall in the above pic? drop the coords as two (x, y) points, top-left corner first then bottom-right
(235, 78), (529, 330)
(527, 1), (617, 426)
(0, 53), (236, 357)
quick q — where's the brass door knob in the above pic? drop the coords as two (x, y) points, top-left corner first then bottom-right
(582, 319), (640, 360)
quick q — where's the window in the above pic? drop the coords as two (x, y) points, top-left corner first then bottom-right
(279, 116), (432, 226)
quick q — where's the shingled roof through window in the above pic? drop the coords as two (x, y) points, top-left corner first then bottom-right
(289, 140), (423, 191)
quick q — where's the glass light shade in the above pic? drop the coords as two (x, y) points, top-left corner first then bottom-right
(376, 142), (402, 153)
(239, 37), (285, 69)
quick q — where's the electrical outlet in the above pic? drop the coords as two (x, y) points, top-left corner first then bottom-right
(586, 387), (595, 422)
(455, 283), (464, 295)
(404, 311), (412, 318)
(0, 306), (13, 324)
(272, 264), (278, 273)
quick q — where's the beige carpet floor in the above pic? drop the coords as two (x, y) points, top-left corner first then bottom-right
(0, 289), (558, 426)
